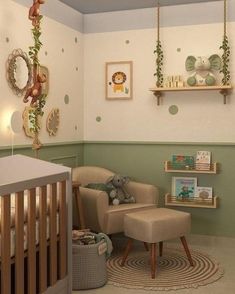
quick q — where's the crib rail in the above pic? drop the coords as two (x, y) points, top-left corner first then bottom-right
(0, 180), (68, 294)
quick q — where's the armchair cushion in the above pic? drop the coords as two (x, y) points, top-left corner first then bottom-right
(85, 181), (136, 206)
(85, 183), (113, 203)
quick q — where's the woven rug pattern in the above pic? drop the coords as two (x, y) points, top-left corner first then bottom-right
(107, 247), (224, 291)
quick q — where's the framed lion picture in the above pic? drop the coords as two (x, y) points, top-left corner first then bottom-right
(105, 61), (133, 100)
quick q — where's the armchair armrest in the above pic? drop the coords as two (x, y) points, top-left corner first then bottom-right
(79, 187), (109, 232)
(126, 181), (159, 205)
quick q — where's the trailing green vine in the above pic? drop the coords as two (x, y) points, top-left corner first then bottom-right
(219, 35), (230, 85)
(29, 94), (46, 134)
(154, 40), (164, 87)
(28, 15), (43, 66)
(24, 0), (47, 152)
(29, 15), (46, 139)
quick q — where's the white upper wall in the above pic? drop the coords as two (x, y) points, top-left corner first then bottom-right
(83, 1), (235, 143)
(1, 0), (235, 146)
(0, 0), (84, 147)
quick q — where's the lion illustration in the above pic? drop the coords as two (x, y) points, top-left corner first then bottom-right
(111, 71), (126, 93)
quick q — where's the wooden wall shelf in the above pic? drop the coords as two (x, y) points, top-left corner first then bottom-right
(164, 161), (218, 174)
(149, 85), (233, 105)
(165, 193), (219, 209)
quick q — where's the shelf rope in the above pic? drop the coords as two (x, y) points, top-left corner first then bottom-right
(157, 2), (160, 42)
(224, 0), (227, 36)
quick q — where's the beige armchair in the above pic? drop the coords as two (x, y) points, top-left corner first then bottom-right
(72, 166), (159, 234)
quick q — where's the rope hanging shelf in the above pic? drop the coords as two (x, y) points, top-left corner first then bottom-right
(150, 0), (232, 106)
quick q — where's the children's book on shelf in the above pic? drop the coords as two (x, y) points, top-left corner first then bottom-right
(172, 177), (197, 199)
(195, 151), (211, 170)
(172, 155), (194, 170)
(196, 187), (213, 200)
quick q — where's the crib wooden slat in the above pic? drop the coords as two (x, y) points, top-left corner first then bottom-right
(59, 181), (67, 279)
(15, 191), (25, 294)
(27, 188), (36, 294)
(49, 183), (58, 285)
(39, 186), (47, 293)
(1, 195), (11, 294)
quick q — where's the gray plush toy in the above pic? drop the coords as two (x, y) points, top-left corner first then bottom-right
(106, 174), (135, 205)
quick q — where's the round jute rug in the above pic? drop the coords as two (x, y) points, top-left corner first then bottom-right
(107, 247), (224, 291)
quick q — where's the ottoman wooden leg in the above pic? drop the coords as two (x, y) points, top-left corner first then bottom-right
(121, 238), (133, 266)
(150, 243), (157, 278)
(159, 241), (163, 257)
(180, 236), (194, 266)
(144, 242), (149, 251)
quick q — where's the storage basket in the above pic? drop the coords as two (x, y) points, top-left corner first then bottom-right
(72, 240), (108, 290)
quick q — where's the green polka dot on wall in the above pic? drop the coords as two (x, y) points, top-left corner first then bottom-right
(62, 48), (64, 53)
(6, 37), (9, 43)
(64, 94), (69, 104)
(45, 51), (48, 56)
(169, 105), (179, 115)
(75, 37), (78, 43)
(96, 116), (102, 122)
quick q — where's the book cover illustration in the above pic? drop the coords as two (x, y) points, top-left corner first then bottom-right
(196, 187), (213, 200)
(196, 151), (211, 170)
(172, 177), (197, 199)
(172, 155), (194, 170)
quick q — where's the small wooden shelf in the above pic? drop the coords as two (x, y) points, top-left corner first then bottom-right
(164, 161), (218, 174)
(149, 85), (233, 105)
(165, 193), (219, 209)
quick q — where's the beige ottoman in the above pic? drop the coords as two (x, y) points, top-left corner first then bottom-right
(121, 208), (194, 278)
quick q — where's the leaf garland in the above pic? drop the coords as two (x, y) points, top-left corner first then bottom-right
(28, 15), (47, 138)
(220, 35), (230, 85)
(29, 15), (43, 66)
(154, 40), (164, 87)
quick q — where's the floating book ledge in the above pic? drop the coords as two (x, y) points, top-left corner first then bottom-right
(165, 193), (219, 209)
(164, 161), (218, 174)
(149, 85), (233, 105)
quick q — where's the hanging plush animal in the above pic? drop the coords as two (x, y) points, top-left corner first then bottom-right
(23, 73), (46, 106)
(29, 0), (45, 26)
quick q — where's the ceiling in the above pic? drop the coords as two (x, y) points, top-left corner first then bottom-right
(59, 0), (221, 14)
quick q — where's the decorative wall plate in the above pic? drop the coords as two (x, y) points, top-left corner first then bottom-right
(22, 106), (41, 138)
(46, 108), (60, 136)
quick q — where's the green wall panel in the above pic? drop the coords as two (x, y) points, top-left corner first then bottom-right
(83, 142), (235, 237)
(0, 142), (84, 168)
(1, 141), (234, 237)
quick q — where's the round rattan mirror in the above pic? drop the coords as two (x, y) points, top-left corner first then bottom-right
(7, 49), (32, 96)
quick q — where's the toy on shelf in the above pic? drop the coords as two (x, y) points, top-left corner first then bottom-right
(185, 55), (222, 86)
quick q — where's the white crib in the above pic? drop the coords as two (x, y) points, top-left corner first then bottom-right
(0, 155), (72, 294)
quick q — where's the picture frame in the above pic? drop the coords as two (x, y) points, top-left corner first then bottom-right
(172, 177), (197, 199)
(105, 61), (133, 100)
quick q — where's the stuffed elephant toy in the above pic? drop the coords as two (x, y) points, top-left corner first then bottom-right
(106, 174), (135, 205)
(185, 54), (222, 86)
